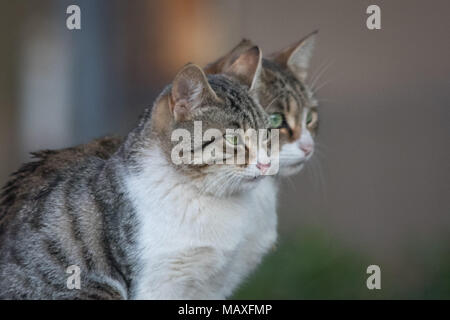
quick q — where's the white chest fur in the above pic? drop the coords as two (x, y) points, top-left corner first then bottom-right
(125, 153), (278, 299)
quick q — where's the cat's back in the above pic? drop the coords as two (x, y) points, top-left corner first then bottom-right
(0, 136), (125, 299)
(0, 136), (121, 220)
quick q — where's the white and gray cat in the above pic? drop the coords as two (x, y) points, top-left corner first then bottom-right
(203, 31), (319, 295)
(0, 33), (318, 299)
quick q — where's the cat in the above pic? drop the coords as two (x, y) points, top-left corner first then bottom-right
(134, 33), (321, 296)
(202, 32), (319, 293)
(205, 31), (319, 176)
(0, 47), (276, 299)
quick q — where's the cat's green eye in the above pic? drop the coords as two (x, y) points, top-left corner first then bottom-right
(269, 113), (283, 128)
(224, 134), (240, 146)
(306, 111), (313, 125)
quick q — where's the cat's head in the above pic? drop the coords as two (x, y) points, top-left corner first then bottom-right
(150, 47), (273, 197)
(205, 32), (319, 177)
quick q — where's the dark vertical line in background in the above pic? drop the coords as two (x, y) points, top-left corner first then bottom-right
(68, 0), (120, 144)
(71, 0), (106, 143)
(0, 1), (25, 184)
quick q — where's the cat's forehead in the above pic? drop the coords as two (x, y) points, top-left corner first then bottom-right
(202, 75), (268, 130)
(261, 59), (306, 103)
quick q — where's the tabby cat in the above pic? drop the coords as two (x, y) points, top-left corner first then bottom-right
(202, 32), (319, 293)
(205, 31), (319, 175)
(0, 48), (276, 299)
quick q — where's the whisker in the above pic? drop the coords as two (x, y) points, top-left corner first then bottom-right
(265, 92), (285, 110)
(285, 175), (297, 193)
(312, 79), (332, 94)
(310, 58), (334, 92)
(314, 142), (330, 152)
(309, 58), (332, 88)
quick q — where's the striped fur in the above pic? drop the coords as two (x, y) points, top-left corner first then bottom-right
(0, 64), (271, 299)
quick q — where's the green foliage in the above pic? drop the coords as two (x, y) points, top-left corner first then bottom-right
(232, 229), (449, 299)
(420, 248), (450, 299)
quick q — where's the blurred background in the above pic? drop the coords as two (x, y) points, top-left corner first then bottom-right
(0, 0), (449, 299)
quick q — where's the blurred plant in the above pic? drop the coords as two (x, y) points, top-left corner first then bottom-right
(231, 228), (450, 299)
(232, 228), (381, 299)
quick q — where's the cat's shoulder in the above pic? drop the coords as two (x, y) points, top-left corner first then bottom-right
(0, 136), (122, 218)
(6, 135), (121, 183)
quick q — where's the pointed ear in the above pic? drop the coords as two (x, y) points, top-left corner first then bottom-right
(170, 63), (218, 122)
(268, 30), (317, 81)
(204, 39), (255, 75)
(223, 46), (262, 91)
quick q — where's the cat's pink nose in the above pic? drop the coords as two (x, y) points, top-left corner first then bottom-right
(299, 143), (313, 156)
(256, 162), (271, 174)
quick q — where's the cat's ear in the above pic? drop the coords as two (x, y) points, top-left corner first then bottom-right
(170, 63), (218, 122)
(268, 30), (317, 81)
(204, 39), (255, 75)
(223, 46), (263, 92)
